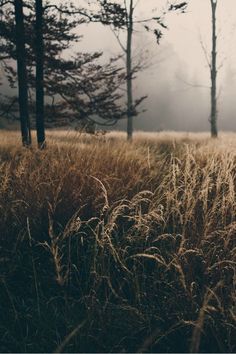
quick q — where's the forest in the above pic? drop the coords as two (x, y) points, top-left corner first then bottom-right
(0, 0), (235, 353)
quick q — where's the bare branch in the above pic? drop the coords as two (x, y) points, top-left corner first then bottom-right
(109, 26), (126, 52)
(199, 33), (211, 69)
(176, 75), (210, 89)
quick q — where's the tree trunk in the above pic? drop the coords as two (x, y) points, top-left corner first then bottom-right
(126, 0), (133, 141)
(35, 0), (46, 149)
(14, 0), (31, 146)
(210, 0), (218, 138)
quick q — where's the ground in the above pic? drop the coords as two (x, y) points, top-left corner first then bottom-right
(0, 130), (235, 353)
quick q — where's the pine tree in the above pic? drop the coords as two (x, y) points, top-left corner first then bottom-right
(0, 0), (127, 141)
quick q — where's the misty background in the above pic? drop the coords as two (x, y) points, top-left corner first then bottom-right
(1, 0), (236, 132)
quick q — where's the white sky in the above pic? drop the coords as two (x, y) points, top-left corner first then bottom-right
(78, 0), (236, 75)
(73, 0), (236, 131)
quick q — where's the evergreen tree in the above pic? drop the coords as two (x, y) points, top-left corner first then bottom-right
(0, 0), (127, 143)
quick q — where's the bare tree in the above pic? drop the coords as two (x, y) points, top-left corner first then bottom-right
(178, 0), (219, 138)
(14, 0), (31, 146)
(97, 0), (187, 140)
(126, 0), (133, 140)
(210, 0), (218, 138)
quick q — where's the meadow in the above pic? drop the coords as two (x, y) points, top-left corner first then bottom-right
(0, 130), (235, 353)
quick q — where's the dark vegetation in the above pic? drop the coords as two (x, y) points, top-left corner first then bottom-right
(0, 132), (235, 353)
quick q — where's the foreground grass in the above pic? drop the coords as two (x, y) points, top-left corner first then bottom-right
(0, 130), (235, 353)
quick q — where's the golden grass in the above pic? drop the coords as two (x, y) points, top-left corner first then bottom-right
(0, 130), (235, 353)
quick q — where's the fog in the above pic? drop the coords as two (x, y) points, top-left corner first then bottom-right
(76, 0), (236, 132)
(2, 0), (236, 132)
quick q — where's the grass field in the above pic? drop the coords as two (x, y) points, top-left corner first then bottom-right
(0, 130), (235, 353)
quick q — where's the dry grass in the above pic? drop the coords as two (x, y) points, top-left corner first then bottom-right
(0, 130), (235, 353)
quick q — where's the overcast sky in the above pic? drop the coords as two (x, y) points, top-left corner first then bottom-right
(75, 0), (236, 132)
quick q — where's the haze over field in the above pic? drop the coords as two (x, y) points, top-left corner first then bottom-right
(77, 0), (236, 131)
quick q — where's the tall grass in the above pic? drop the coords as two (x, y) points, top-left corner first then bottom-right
(0, 130), (235, 353)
